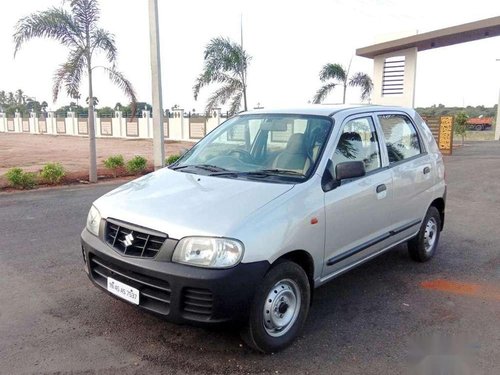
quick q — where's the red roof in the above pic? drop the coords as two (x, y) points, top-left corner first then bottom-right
(467, 117), (493, 125)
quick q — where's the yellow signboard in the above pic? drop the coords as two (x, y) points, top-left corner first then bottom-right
(438, 116), (453, 155)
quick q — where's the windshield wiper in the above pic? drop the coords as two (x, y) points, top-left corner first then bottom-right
(253, 169), (306, 177)
(210, 169), (305, 178)
(171, 164), (228, 172)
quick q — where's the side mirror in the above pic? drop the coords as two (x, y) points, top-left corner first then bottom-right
(335, 161), (366, 181)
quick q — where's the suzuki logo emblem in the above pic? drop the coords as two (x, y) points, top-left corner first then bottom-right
(121, 233), (134, 247)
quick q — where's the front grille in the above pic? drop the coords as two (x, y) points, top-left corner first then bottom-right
(105, 220), (166, 258)
(182, 287), (213, 319)
(89, 255), (171, 315)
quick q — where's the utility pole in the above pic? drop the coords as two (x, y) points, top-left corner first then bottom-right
(495, 59), (500, 141)
(148, 0), (165, 169)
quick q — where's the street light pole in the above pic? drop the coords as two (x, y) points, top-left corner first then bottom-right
(495, 59), (500, 141)
(148, 0), (165, 169)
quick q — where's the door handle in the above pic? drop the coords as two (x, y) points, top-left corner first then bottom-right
(376, 184), (386, 193)
(423, 166), (431, 174)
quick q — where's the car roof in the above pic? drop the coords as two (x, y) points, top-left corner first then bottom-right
(240, 104), (413, 117)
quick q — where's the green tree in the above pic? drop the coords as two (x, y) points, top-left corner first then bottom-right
(97, 106), (113, 117)
(121, 101), (151, 117)
(454, 111), (469, 146)
(313, 62), (373, 104)
(7, 92), (15, 105)
(0, 91), (6, 105)
(14, 0), (136, 183)
(193, 37), (251, 116)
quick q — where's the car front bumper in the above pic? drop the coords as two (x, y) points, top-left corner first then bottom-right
(81, 229), (269, 324)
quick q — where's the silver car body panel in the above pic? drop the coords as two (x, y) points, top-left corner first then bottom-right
(91, 105), (446, 289)
(94, 168), (294, 239)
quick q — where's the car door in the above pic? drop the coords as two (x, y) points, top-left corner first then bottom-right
(375, 112), (435, 243)
(322, 114), (394, 279)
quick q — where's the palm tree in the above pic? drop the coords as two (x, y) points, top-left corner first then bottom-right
(41, 101), (48, 115)
(15, 89), (26, 105)
(193, 37), (250, 116)
(313, 62), (373, 104)
(13, 0), (136, 183)
(86, 96), (99, 107)
(72, 92), (81, 106)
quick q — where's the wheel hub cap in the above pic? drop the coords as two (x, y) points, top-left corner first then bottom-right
(263, 279), (301, 337)
(424, 217), (438, 253)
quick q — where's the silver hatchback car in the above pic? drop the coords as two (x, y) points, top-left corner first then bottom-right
(81, 105), (446, 352)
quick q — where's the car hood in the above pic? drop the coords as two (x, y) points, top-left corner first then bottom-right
(94, 168), (294, 239)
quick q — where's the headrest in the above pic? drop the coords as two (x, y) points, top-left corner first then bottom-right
(286, 133), (306, 153)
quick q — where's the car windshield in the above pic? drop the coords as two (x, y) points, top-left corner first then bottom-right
(171, 114), (333, 183)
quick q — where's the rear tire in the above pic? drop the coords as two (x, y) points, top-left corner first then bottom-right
(241, 261), (310, 353)
(408, 206), (441, 262)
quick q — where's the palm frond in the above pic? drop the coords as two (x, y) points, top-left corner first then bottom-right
(194, 36), (250, 113)
(319, 63), (347, 83)
(193, 71), (239, 100)
(91, 28), (117, 64)
(348, 72), (373, 101)
(70, 0), (100, 32)
(204, 37), (243, 73)
(13, 7), (82, 55)
(52, 47), (86, 102)
(204, 81), (242, 114)
(97, 66), (137, 115)
(312, 83), (337, 104)
(228, 91), (243, 116)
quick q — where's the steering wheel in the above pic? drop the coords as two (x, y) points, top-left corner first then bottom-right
(227, 149), (254, 163)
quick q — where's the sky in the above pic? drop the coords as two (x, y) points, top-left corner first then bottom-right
(0, 0), (499, 112)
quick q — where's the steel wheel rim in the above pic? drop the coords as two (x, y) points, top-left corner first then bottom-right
(263, 279), (301, 337)
(424, 217), (438, 253)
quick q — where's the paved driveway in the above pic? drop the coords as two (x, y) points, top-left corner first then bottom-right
(0, 142), (499, 374)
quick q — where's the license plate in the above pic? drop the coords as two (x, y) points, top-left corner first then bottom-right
(107, 277), (140, 305)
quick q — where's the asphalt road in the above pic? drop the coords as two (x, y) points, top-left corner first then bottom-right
(1, 142), (499, 374)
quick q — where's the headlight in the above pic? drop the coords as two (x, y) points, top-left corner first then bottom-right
(172, 237), (244, 268)
(86, 205), (101, 236)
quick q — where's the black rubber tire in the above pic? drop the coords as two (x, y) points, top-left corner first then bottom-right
(240, 261), (310, 353)
(408, 206), (441, 262)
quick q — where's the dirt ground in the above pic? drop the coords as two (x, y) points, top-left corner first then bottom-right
(0, 133), (195, 185)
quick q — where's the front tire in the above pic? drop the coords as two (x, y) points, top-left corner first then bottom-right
(408, 206), (441, 262)
(241, 261), (310, 353)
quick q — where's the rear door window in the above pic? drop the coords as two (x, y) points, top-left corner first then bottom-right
(377, 114), (421, 163)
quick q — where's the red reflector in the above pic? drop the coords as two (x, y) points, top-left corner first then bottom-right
(310, 217), (318, 225)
